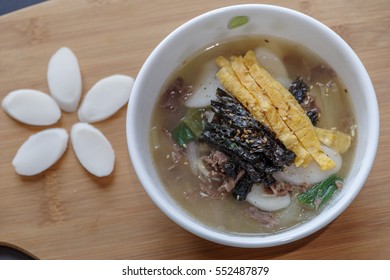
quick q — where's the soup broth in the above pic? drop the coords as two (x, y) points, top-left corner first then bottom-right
(150, 36), (356, 234)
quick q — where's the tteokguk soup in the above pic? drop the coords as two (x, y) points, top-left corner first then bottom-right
(149, 36), (356, 234)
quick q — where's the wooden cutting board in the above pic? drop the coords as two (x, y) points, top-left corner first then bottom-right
(0, 0), (389, 259)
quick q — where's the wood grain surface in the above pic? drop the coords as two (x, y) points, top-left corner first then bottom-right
(0, 0), (389, 260)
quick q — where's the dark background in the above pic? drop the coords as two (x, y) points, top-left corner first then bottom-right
(0, 0), (45, 16)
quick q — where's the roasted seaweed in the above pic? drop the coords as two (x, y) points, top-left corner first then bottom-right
(199, 88), (295, 193)
(289, 76), (319, 126)
(232, 174), (254, 201)
(289, 76), (309, 104)
(307, 108), (319, 126)
(222, 157), (240, 178)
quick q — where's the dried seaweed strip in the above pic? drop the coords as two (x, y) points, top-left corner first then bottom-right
(306, 109), (319, 126)
(232, 174), (254, 201)
(213, 88), (274, 135)
(200, 123), (269, 172)
(200, 88), (295, 188)
(223, 157), (241, 178)
(210, 90), (295, 167)
(239, 161), (276, 186)
(289, 76), (319, 126)
(289, 76), (309, 104)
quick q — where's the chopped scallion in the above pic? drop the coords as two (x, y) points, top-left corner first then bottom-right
(297, 174), (341, 209)
(171, 108), (205, 146)
(182, 108), (204, 137)
(171, 122), (195, 147)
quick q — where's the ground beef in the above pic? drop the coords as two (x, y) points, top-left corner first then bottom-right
(201, 150), (245, 192)
(159, 77), (192, 112)
(245, 206), (278, 228)
(269, 181), (295, 196)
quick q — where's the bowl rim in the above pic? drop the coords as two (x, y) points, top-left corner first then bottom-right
(126, 4), (380, 248)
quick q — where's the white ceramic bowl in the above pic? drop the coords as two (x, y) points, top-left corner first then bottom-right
(126, 4), (379, 247)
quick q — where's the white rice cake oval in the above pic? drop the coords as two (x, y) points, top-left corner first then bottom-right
(185, 60), (220, 108)
(71, 122), (115, 177)
(12, 128), (68, 176)
(275, 145), (342, 185)
(246, 184), (291, 212)
(2, 89), (61, 126)
(47, 47), (82, 112)
(78, 75), (134, 123)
